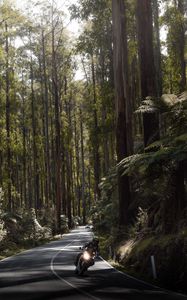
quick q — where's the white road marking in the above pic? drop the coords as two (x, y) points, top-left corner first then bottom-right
(50, 235), (101, 300)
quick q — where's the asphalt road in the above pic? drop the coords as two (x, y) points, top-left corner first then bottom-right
(0, 226), (186, 300)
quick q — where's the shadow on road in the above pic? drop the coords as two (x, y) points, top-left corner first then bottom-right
(0, 228), (186, 300)
(0, 265), (186, 300)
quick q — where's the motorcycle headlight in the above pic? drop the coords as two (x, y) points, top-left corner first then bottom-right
(83, 251), (90, 260)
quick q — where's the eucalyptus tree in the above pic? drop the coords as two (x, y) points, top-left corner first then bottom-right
(5, 19), (11, 211)
(0, 1), (28, 211)
(152, 0), (163, 97)
(21, 0), (79, 230)
(112, 0), (133, 227)
(162, 0), (186, 93)
(0, 0), (77, 230)
(136, 0), (160, 147)
(70, 0), (115, 203)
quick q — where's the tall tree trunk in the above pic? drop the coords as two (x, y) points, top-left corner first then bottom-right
(49, 93), (56, 208)
(28, 134), (33, 209)
(52, 10), (62, 232)
(176, 1), (186, 220)
(91, 55), (100, 201)
(41, 29), (51, 208)
(80, 108), (86, 224)
(61, 142), (66, 216)
(177, 0), (186, 91)
(71, 151), (76, 217)
(88, 168), (91, 211)
(66, 150), (72, 228)
(30, 54), (39, 212)
(64, 88), (73, 228)
(100, 49), (110, 174)
(20, 82), (27, 209)
(5, 22), (12, 211)
(74, 110), (81, 217)
(136, 0), (160, 147)
(152, 0), (163, 97)
(39, 54), (46, 208)
(102, 105), (110, 174)
(112, 0), (132, 227)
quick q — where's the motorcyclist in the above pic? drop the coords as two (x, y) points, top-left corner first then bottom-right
(84, 238), (99, 256)
(74, 238), (99, 274)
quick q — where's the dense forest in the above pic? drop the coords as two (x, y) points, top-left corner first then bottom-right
(0, 0), (186, 292)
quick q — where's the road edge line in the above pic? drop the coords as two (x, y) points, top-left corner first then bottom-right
(99, 256), (187, 298)
(50, 234), (101, 300)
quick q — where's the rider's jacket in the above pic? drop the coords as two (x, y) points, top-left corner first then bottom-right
(84, 241), (99, 253)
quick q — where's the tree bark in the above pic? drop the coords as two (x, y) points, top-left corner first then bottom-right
(152, 0), (163, 97)
(74, 110), (81, 217)
(177, 0), (186, 91)
(52, 7), (62, 232)
(112, 0), (132, 227)
(30, 53), (39, 212)
(80, 108), (86, 224)
(20, 80), (27, 209)
(91, 55), (100, 201)
(41, 29), (51, 208)
(136, 0), (160, 147)
(5, 22), (12, 211)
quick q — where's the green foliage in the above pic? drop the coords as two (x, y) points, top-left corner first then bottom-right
(0, 0), (79, 236)
(135, 96), (165, 114)
(89, 173), (118, 234)
(98, 91), (187, 235)
(0, 189), (7, 242)
(122, 232), (187, 292)
(161, 2), (186, 93)
(129, 207), (148, 238)
(60, 215), (69, 233)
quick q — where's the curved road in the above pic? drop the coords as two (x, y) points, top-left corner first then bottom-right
(0, 226), (186, 300)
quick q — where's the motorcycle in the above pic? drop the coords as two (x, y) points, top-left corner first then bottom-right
(75, 247), (96, 275)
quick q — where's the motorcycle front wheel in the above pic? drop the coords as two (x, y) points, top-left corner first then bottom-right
(79, 262), (87, 275)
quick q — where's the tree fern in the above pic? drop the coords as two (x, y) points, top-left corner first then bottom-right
(98, 92), (187, 234)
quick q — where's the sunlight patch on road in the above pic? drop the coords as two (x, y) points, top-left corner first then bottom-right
(41, 245), (80, 252)
(0, 270), (49, 278)
(53, 265), (75, 271)
(93, 259), (113, 270)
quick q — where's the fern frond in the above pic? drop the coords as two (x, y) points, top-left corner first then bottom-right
(172, 134), (187, 145)
(144, 140), (162, 151)
(135, 96), (168, 114)
(135, 99), (160, 113)
(161, 94), (178, 107)
(178, 91), (187, 102)
(118, 153), (152, 175)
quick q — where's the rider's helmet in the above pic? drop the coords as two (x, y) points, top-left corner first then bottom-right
(92, 238), (99, 246)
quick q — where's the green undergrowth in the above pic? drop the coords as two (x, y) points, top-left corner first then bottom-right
(97, 234), (111, 259)
(97, 230), (187, 294)
(109, 260), (159, 287)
